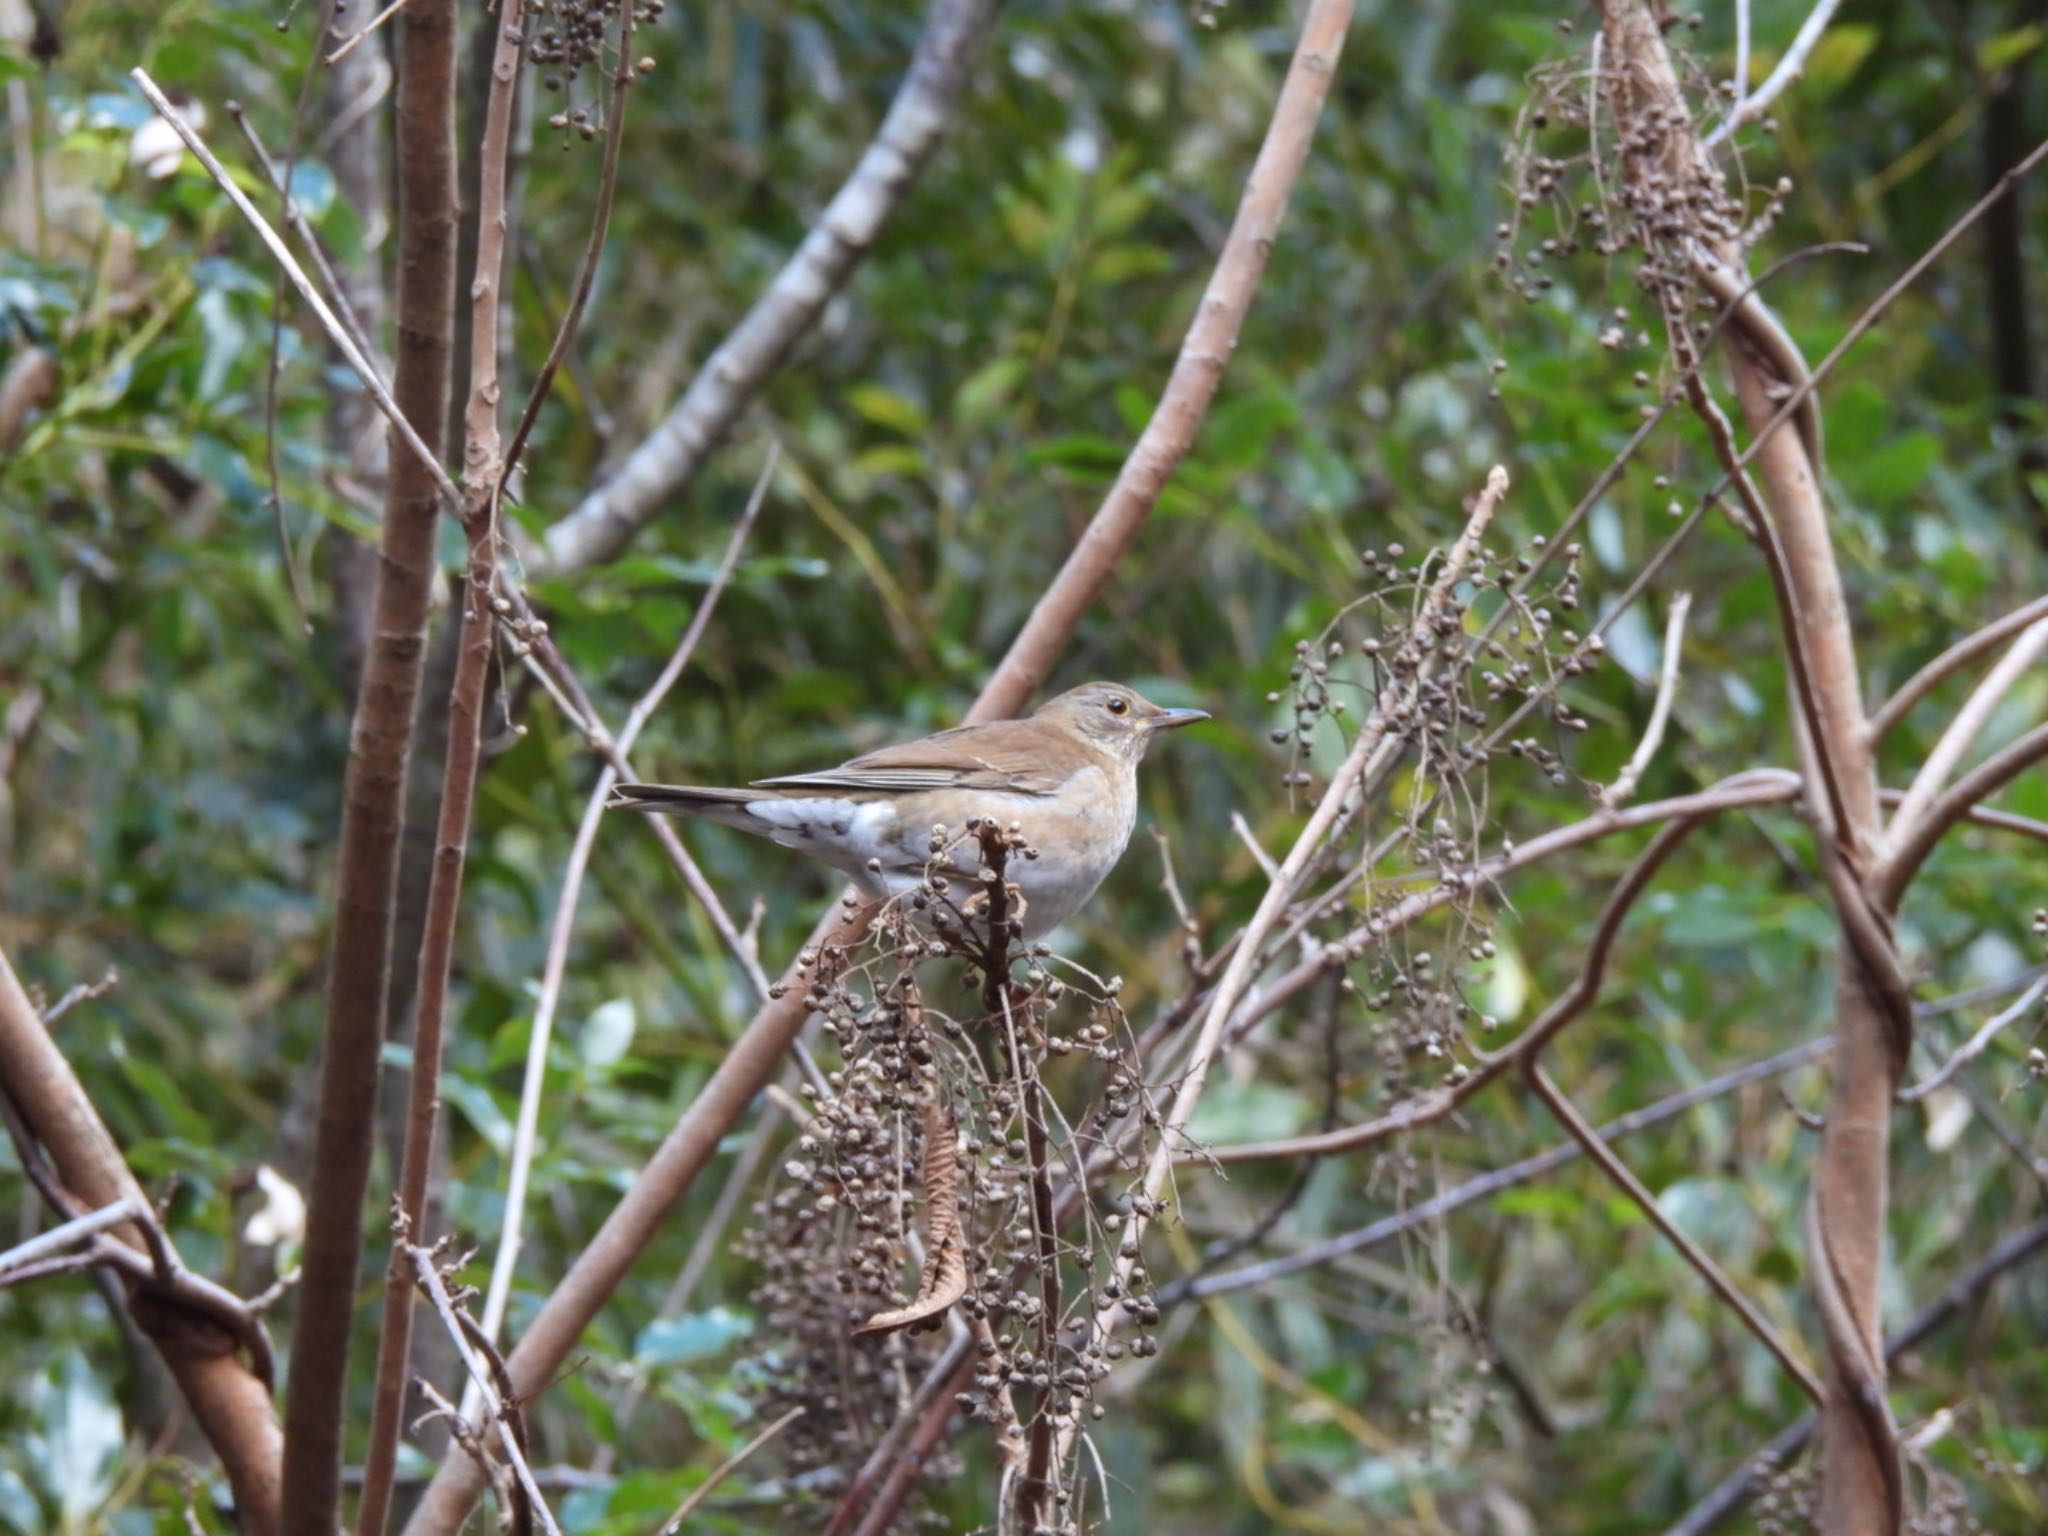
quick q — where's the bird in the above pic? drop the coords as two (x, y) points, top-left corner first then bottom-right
(609, 682), (1208, 938)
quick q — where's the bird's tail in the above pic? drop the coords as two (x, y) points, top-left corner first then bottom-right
(608, 782), (768, 820)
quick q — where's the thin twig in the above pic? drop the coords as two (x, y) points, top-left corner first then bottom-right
(227, 100), (381, 368)
(1203, 772), (1807, 1151)
(543, 0), (1001, 574)
(1526, 1066), (1824, 1401)
(961, 0), (1362, 711)
(1093, 469), (1506, 1371)
(1163, 1035), (1834, 1303)
(1603, 590), (1693, 807)
(326, 0), (418, 65)
(499, 0), (637, 492)
(1877, 719), (2048, 906)
(37, 967), (119, 1025)
(1705, 0), (1847, 147)
(407, 1246), (563, 1536)
(1885, 616), (2048, 852)
(655, 1408), (805, 1533)
(475, 448), (775, 1354)
(1868, 592), (2048, 743)
(1898, 971), (2048, 1103)
(0, 1197), (141, 1278)
(129, 69), (463, 516)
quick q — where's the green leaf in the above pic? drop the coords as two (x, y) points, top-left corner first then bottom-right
(442, 1076), (514, 1155)
(581, 997), (637, 1070)
(1980, 24), (2044, 74)
(635, 1306), (755, 1366)
(844, 383), (928, 438)
(1185, 1080), (1309, 1144)
(955, 355), (1029, 430)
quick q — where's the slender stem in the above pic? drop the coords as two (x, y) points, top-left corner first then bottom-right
(971, 0), (1364, 714)
(1526, 1065), (1824, 1401)
(1604, 590), (1693, 807)
(499, 0), (637, 491)
(129, 68), (463, 516)
(655, 1407), (805, 1534)
(1867, 591), (2048, 744)
(354, 7), (524, 1532)
(1898, 971), (2048, 1102)
(1164, 1036), (1834, 1302)
(1705, 0), (1848, 147)
(1885, 616), (2048, 850)
(407, 1247), (565, 1536)
(473, 449), (772, 1358)
(0, 1197), (140, 1278)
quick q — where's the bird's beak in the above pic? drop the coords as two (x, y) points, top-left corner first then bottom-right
(1145, 707), (1210, 733)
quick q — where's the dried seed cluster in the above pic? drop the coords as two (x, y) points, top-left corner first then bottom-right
(1276, 528), (1604, 1111)
(530, 0), (665, 137)
(740, 826), (1165, 1532)
(1489, 32), (1797, 506)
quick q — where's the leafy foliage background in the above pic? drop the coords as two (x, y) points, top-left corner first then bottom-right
(3, 1), (2045, 1531)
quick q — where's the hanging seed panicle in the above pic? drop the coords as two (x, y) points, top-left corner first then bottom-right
(737, 824), (1167, 1533)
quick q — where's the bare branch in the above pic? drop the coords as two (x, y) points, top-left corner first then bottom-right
(1603, 590), (1693, 807)
(1526, 1065), (1824, 1401)
(1868, 591), (2048, 743)
(499, 0), (638, 493)
(1885, 616), (2048, 851)
(1204, 773), (1806, 1105)
(1876, 719), (2048, 906)
(407, 1247), (564, 1536)
(357, 6), (526, 1531)
(245, 1), (459, 1528)
(1705, 0), (1848, 147)
(475, 449), (775, 1356)
(970, 0), (1362, 712)
(655, 1407), (805, 1534)
(1164, 1035), (1834, 1303)
(326, 0), (419, 65)
(0, 948), (283, 1531)
(541, 0), (1001, 574)
(1898, 971), (2048, 1103)
(0, 1197), (142, 1279)
(1094, 469), (1505, 1372)
(129, 67), (462, 516)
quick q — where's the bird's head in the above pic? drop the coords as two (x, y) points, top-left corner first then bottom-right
(1035, 682), (1209, 763)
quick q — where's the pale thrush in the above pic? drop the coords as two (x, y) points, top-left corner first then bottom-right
(610, 682), (1207, 937)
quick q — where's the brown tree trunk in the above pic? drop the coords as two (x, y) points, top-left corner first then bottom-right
(279, 4), (459, 1533)
(322, 16), (392, 698)
(1596, 5), (1904, 1531)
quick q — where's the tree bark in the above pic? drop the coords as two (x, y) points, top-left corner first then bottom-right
(279, 4), (459, 1533)
(1596, 6), (1902, 1531)
(0, 951), (284, 1534)
(322, 15), (393, 697)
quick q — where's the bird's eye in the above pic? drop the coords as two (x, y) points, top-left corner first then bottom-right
(1105, 696), (1128, 715)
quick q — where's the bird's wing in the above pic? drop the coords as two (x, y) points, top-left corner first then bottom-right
(751, 718), (1082, 797)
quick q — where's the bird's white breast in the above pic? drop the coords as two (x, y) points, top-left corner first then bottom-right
(738, 760), (1139, 938)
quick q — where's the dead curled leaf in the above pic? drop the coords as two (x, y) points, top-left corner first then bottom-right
(855, 1095), (967, 1337)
